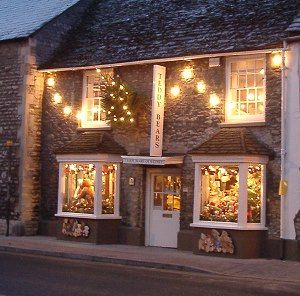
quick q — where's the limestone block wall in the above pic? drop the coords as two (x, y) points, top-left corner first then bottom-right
(40, 54), (282, 238)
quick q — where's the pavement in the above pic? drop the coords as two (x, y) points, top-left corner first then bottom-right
(0, 235), (299, 284)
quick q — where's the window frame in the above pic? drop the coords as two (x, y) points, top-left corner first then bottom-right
(191, 155), (268, 230)
(225, 54), (266, 124)
(80, 69), (113, 129)
(56, 154), (122, 219)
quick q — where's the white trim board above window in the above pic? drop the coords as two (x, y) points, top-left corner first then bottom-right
(225, 55), (266, 124)
(80, 69), (113, 129)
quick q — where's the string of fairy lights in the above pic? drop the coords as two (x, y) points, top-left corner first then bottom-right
(46, 69), (136, 124)
(46, 52), (282, 123)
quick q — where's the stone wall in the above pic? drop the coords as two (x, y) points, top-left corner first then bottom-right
(0, 41), (26, 226)
(40, 54), (282, 238)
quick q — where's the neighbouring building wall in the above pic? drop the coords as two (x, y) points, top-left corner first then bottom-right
(283, 41), (300, 240)
(0, 40), (26, 233)
(0, 0), (95, 235)
(40, 54), (282, 238)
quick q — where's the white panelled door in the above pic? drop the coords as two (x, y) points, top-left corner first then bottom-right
(148, 173), (181, 248)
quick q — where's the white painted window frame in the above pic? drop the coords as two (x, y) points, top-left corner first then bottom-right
(191, 155), (268, 230)
(80, 69), (113, 129)
(225, 54), (266, 124)
(56, 154), (122, 219)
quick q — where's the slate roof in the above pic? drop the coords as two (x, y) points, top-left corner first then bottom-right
(44, 0), (300, 70)
(0, 0), (80, 41)
(287, 12), (300, 32)
(189, 128), (273, 156)
(55, 132), (127, 155)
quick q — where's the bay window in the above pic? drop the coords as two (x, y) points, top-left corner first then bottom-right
(225, 55), (266, 123)
(56, 156), (121, 218)
(192, 156), (267, 230)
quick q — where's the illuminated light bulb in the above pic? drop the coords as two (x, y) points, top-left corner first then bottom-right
(76, 111), (83, 121)
(247, 93), (255, 101)
(47, 77), (55, 87)
(113, 118), (118, 122)
(196, 80), (206, 94)
(130, 118), (134, 123)
(181, 66), (194, 81)
(112, 81), (116, 86)
(63, 105), (72, 115)
(125, 91), (129, 95)
(120, 85), (124, 90)
(111, 106), (115, 110)
(127, 111), (131, 115)
(123, 105), (128, 110)
(110, 93), (114, 97)
(119, 97), (124, 101)
(53, 92), (62, 104)
(101, 76), (105, 79)
(209, 93), (220, 108)
(271, 52), (282, 68)
(96, 68), (101, 73)
(108, 111), (111, 114)
(259, 69), (265, 75)
(120, 117), (124, 121)
(171, 85), (180, 97)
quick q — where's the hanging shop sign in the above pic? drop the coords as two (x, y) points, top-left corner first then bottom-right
(122, 156), (184, 166)
(150, 65), (166, 157)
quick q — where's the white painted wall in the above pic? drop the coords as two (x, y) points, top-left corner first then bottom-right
(283, 41), (300, 239)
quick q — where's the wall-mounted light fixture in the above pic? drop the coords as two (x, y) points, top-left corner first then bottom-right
(170, 85), (181, 97)
(181, 66), (194, 81)
(271, 52), (282, 68)
(196, 81), (206, 94)
(209, 93), (220, 108)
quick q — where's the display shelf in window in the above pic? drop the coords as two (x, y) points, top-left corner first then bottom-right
(191, 155), (267, 230)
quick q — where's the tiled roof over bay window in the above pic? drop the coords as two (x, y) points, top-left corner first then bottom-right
(189, 128), (273, 156)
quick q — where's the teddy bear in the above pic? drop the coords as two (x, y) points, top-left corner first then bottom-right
(220, 230), (234, 254)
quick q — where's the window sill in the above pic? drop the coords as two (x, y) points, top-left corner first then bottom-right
(219, 122), (266, 127)
(55, 213), (122, 220)
(77, 127), (112, 131)
(190, 222), (267, 231)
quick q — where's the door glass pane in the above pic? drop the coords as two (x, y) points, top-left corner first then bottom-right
(163, 194), (173, 211)
(153, 174), (181, 212)
(153, 193), (162, 208)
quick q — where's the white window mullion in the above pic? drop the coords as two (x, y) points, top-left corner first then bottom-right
(115, 163), (121, 216)
(57, 162), (64, 215)
(94, 162), (102, 218)
(238, 163), (248, 227)
(193, 164), (201, 223)
(261, 164), (267, 227)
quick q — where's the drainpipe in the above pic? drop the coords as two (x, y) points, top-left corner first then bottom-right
(280, 40), (288, 241)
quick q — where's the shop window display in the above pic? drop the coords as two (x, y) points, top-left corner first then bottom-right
(247, 164), (262, 223)
(102, 164), (117, 214)
(200, 165), (239, 222)
(199, 163), (264, 226)
(62, 163), (96, 214)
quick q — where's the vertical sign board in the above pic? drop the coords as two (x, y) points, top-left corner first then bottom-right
(150, 65), (166, 157)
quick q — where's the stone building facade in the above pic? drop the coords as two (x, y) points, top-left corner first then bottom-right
(40, 54), (282, 255)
